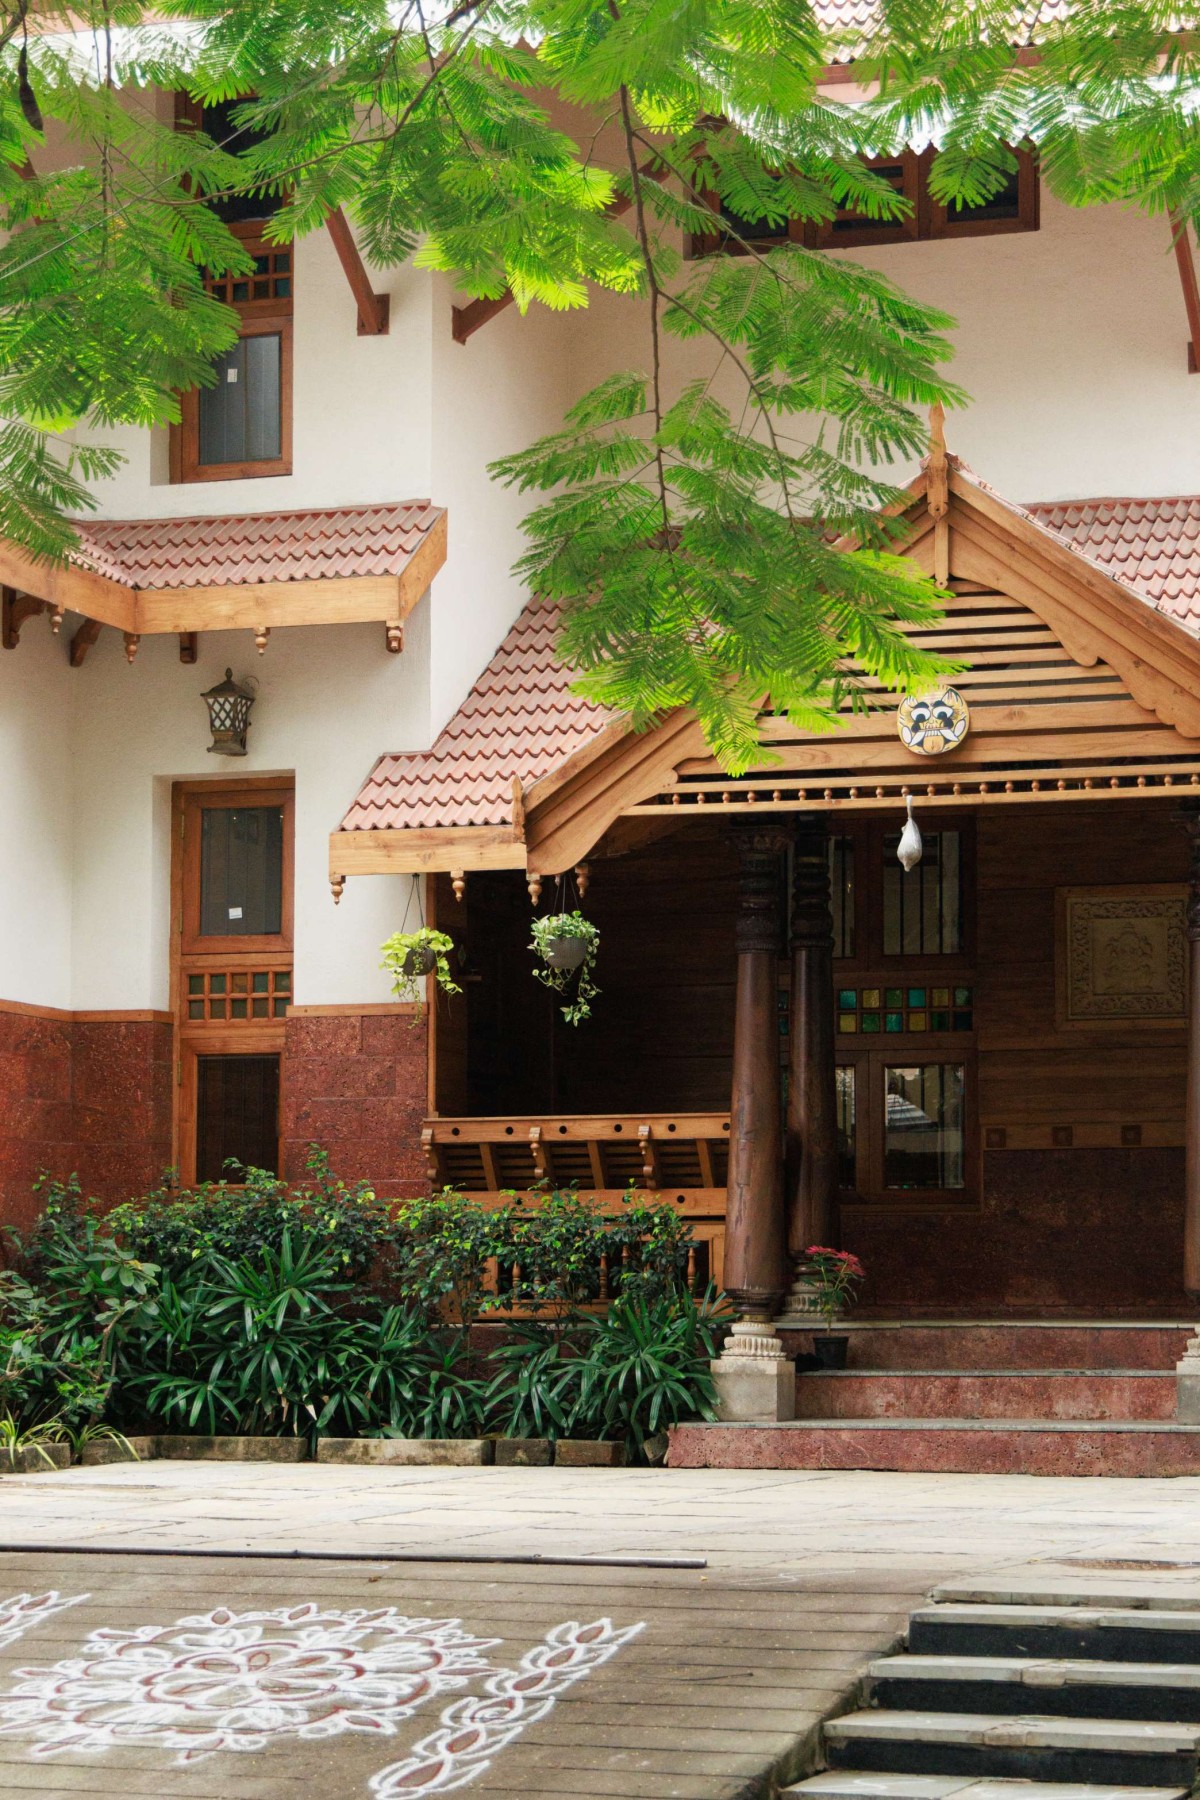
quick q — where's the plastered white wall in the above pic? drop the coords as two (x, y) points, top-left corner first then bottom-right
(0, 627), (74, 1010)
(65, 601), (430, 1011)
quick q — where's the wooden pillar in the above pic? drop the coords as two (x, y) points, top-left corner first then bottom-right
(787, 814), (838, 1262)
(724, 829), (789, 1318)
(1185, 807), (1200, 1293)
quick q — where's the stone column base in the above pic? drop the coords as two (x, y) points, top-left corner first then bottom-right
(774, 1273), (841, 1331)
(711, 1322), (796, 1422)
(1177, 1331), (1200, 1422)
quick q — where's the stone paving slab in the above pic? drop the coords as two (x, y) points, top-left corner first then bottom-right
(0, 1549), (918, 1800)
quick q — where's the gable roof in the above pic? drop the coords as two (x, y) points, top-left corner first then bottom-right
(338, 478), (1200, 844)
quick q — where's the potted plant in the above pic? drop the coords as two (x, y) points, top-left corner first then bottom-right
(531, 911), (600, 1024)
(801, 1246), (865, 1370)
(380, 927), (461, 1019)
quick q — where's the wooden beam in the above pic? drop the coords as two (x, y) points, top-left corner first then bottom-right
(328, 824), (526, 881)
(69, 618), (102, 667)
(1171, 212), (1200, 373)
(1, 587), (47, 649)
(178, 632), (198, 664)
(324, 208), (389, 336)
(0, 540), (134, 629)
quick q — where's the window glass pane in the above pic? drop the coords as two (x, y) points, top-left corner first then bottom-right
(882, 829), (962, 955)
(196, 1053), (280, 1182)
(197, 333), (281, 467)
(199, 806), (284, 937)
(946, 164), (1022, 223)
(829, 834), (855, 959)
(884, 1064), (965, 1190)
(836, 1064), (856, 1188)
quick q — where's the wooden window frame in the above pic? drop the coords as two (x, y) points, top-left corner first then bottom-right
(690, 146), (1039, 259)
(832, 814), (976, 972)
(171, 91), (294, 484)
(178, 781), (295, 959)
(838, 1047), (980, 1211)
(179, 1035), (285, 1189)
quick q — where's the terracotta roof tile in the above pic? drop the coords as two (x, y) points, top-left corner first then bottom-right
(341, 601), (609, 833)
(816, 0), (1070, 61)
(71, 501), (443, 590)
(1027, 493), (1200, 628)
(341, 487), (1200, 836)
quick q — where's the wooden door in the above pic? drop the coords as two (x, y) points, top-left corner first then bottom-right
(172, 780), (294, 1184)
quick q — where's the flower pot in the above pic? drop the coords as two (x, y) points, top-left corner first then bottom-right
(811, 1334), (850, 1370)
(543, 934), (587, 971)
(401, 945), (437, 978)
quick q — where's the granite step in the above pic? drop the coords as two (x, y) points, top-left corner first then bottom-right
(793, 1372), (1177, 1423)
(909, 1604), (1200, 1664)
(777, 1324), (1195, 1374)
(667, 1419), (1200, 1476)
(786, 1778), (1185, 1800)
(868, 1655), (1200, 1722)
(823, 1709), (1200, 1788)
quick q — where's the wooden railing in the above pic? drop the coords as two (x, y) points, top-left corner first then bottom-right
(421, 1111), (729, 1292)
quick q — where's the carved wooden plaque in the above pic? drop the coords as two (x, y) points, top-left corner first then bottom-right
(1057, 885), (1187, 1028)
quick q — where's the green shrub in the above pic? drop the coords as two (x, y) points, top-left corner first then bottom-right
(573, 1291), (729, 1458)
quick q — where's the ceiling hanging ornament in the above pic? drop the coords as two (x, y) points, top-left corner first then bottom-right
(897, 795), (923, 871)
(897, 685), (970, 756)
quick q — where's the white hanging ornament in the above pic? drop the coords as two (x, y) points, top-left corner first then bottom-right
(897, 796), (923, 871)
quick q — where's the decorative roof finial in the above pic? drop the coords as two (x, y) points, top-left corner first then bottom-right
(926, 402), (949, 522)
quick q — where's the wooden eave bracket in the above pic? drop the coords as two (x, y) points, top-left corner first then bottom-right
(325, 208), (390, 337)
(1, 587), (48, 648)
(1171, 211), (1200, 372)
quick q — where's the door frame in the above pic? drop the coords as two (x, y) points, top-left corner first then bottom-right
(171, 776), (295, 1183)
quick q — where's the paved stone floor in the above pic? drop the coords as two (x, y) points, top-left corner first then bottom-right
(2, 1463), (1200, 1797)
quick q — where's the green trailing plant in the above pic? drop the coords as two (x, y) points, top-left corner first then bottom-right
(380, 927), (461, 1018)
(530, 911), (601, 1025)
(391, 1190), (500, 1331)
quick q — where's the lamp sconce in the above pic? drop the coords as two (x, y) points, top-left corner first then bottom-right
(202, 667), (256, 757)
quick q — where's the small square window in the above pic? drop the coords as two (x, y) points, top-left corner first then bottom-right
(909, 1011), (928, 1032)
(862, 988), (881, 1008)
(839, 1014), (857, 1033)
(885, 1012), (903, 1032)
(838, 988), (856, 1009)
(210, 974), (227, 995)
(252, 972), (269, 993)
(907, 988), (926, 1006)
(188, 975), (204, 995)
(862, 1013), (881, 1033)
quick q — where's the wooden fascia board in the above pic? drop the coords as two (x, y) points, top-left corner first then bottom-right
(329, 825), (526, 879)
(0, 540), (134, 629)
(524, 709), (709, 873)
(948, 478), (1200, 736)
(135, 516), (447, 634)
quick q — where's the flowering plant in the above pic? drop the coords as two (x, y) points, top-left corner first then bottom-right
(802, 1246), (865, 1333)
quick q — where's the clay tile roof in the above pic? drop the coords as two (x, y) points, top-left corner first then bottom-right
(341, 600), (610, 833)
(71, 501), (443, 590)
(815, 0), (1071, 61)
(1026, 494), (1200, 629)
(341, 486), (1200, 837)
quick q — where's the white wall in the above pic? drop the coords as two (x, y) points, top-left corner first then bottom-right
(0, 625), (74, 1010)
(65, 601), (430, 1011)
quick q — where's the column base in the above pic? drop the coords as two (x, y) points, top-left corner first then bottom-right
(711, 1322), (796, 1422)
(1177, 1332), (1200, 1422)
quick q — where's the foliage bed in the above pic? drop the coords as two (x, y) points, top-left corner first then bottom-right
(0, 1150), (726, 1462)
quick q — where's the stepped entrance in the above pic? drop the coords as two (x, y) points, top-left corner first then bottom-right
(671, 1320), (1200, 1474)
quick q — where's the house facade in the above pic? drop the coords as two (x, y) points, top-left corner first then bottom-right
(6, 69), (1200, 1384)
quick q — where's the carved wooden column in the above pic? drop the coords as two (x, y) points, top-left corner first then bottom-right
(723, 829), (789, 1318)
(787, 814), (839, 1275)
(1185, 806), (1200, 1294)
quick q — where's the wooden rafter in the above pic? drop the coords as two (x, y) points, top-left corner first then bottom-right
(1170, 211), (1200, 372)
(1, 587), (47, 649)
(324, 208), (390, 337)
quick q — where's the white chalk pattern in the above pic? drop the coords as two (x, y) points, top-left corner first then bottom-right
(0, 1602), (499, 1764)
(0, 1592), (86, 1653)
(368, 1616), (645, 1795)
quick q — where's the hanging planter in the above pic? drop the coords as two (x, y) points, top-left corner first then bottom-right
(531, 911), (600, 1026)
(381, 926), (461, 1016)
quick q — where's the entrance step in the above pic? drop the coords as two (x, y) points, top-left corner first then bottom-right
(667, 1419), (1200, 1475)
(785, 1779), (1186, 1800)
(909, 1606), (1200, 1665)
(793, 1372), (1177, 1423)
(868, 1656), (1200, 1722)
(822, 1710), (1200, 1788)
(777, 1325), (1195, 1374)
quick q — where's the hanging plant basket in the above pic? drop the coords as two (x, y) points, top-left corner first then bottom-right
(531, 910), (600, 1025)
(380, 926), (461, 1020)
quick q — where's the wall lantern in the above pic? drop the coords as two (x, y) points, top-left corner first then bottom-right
(202, 667), (255, 756)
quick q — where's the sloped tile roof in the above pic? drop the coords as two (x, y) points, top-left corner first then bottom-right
(817, 0), (1071, 61)
(341, 488), (1200, 835)
(1028, 494), (1200, 629)
(72, 502), (443, 590)
(340, 601), (610, 832)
